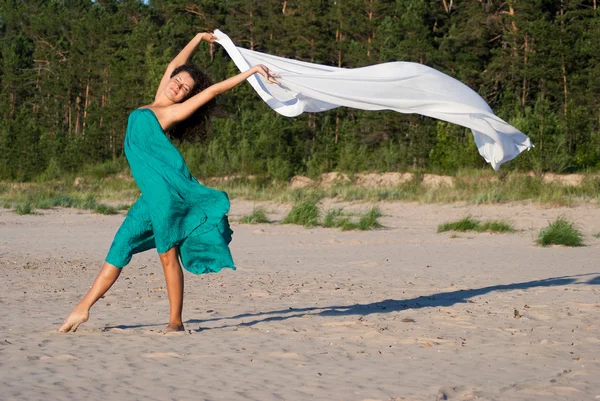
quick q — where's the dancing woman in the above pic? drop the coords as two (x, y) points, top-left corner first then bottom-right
(59, 32), (278, 333)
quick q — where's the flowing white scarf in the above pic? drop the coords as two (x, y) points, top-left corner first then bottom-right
(214, 29), (532, 170)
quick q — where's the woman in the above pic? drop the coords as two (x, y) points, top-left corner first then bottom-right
(59, 32), (279, 333)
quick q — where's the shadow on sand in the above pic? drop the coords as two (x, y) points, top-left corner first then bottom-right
(105, 273), (599, 332)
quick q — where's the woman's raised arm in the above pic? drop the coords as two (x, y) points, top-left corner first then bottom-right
(154, 32), (216, 102)
(158, 65), (279, 128)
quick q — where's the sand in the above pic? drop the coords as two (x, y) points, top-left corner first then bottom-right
(1, 200), (599, 401)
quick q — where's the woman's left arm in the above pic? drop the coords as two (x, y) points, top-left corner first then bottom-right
(161, 65), (278, 128)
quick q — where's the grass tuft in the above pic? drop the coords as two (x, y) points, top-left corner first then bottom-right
(438, 216), (515, 233)
(93, 203), (118, 215)
(438, 217), (480, 232)
(15, 202), (35, 215)
(536, 217), (584, 247)
(478, 220), (516, 233)
(34, 195), (77, 209)
(322, 208), (344, 228)
(358, 207), (383, 230)
(322, 207), (382, 231)
(239, 207), (269, 224)
(283, 200), (320, 227)
(594, 232), (600, 239)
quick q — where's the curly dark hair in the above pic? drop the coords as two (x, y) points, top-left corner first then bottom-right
(167, 64), (216, 142)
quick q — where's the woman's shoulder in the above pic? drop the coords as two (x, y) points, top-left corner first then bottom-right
(132, 107), (168, 131)
(128, 108), (163, 129)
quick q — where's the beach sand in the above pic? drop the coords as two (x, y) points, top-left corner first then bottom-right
(1, 200), (599, 401)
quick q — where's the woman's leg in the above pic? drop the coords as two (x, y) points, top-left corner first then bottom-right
(59, 262), (122, 332)
(159, 247), (185, 332)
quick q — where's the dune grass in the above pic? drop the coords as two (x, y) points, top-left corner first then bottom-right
(322, 207), (382, 231)
(282, 199), (320, 227)
(208, 171), (600, 206)
(93, 203), (119, 215)
(4, 191), (120, 216)
(437, 216), (516, 233)
(239, 207), (269, 224)
(3, 169), (600, 219)
(15, 201), (35, 215)
(594, 232), (600, 239)
(536, 217), (585, 247)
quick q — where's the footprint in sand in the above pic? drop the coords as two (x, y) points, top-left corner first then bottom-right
(40, 354), (78, 361)
(348, 260), (381, 268)
(266, 351), (304, 359)
(143, 352), (183, 359)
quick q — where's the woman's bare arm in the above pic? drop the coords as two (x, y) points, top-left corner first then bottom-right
(158, 65), (279, 129)
(154, 32), (216, 102)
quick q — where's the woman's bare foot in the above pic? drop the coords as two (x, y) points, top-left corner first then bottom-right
(163, 322), (185, 333)
(59, 308), (89, 333)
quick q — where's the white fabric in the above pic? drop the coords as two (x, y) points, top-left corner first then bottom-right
(214, 29), (532, 170)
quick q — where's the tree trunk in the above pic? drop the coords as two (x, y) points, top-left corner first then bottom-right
(68, 88), (72, 136)
(336, 0), (343, 68)
(441, 0), (450, 14)
(83, 66), (91, 137)
(249, 10), (255, 50)
(75, 94), (81, 136)
(100, 67), (108, 129)
(366, 0), (373, 58)
(521, 34), (528, 109)
(560, 2), (569, 149)
(34, 62), (41, 113)
(9, 92), (15, 119)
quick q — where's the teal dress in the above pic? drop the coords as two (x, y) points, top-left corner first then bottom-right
(105, 108), (235, 275)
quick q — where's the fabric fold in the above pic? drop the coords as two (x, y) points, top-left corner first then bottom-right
(214, 29), (532, 170)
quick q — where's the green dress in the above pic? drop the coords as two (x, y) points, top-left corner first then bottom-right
(105, 108), (235, 275)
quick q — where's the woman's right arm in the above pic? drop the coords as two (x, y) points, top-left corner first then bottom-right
(154, 32), (216, 101)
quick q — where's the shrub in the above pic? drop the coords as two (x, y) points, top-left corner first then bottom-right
(536, 217), (584, 247)
(283, 200), (320, 227)
(357, 207), (383, 230)
(93, 204), (118, 215)
(15, 202), (34, 215)
(239, 207), (269, 224)
(438, 216), (480, 232)
(323, 207), (382, 231)
(438, 216), (515, 233)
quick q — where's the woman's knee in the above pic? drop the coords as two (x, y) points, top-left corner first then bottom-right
(159, 248), (180, 269)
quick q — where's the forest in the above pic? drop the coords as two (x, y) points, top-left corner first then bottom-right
(1, 0), (599, 182)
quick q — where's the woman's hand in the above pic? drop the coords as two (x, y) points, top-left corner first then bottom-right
(253, 64), (280, 84)
(198, 32), (217, 43)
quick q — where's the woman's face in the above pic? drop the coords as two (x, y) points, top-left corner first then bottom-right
(166, 71), (195, 103)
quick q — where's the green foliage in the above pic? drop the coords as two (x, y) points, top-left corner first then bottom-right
(438, 217), (480, 232)
(93, 204), (118, 215)
(1, 1), (598, 181)
(322, 208), (344, 228)
(438, 217), (515, 233)
(322, 207), (382, 231)
(239, 207), (269, 224)
(282, 200), (320, 227)
(35, 195), (77, 209)
(593, 232), (600, 239)
(536, 217), (585, 247)
(15, 201), (34, 215)
(358, 208), (383, 230)
(429, 123), (483, 172)
(478, 221), (516, 233)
